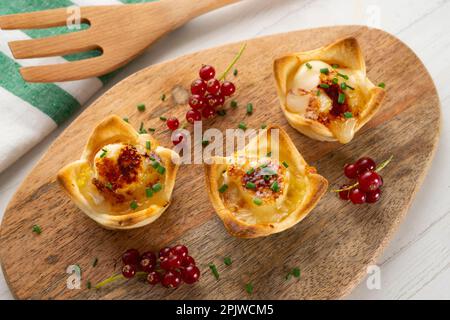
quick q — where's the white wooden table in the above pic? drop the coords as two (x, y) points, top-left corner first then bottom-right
(0, 0), (449, 300)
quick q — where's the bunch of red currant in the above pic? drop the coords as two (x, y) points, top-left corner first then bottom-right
(186, 65), (236, 123)
(338, 157), (385, 204)
(121, 245), (200, 288)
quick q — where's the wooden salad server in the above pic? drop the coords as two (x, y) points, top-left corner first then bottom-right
(0, 0), (240, 82)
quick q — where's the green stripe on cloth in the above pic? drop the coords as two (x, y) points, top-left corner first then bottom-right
(0, 52), (80, 124)
(120, 0), (157, 3)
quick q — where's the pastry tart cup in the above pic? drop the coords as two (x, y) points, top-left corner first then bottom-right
(204, 125), (328, 238)
(274, 37), (385, 143)
(57, 115), (180, 230)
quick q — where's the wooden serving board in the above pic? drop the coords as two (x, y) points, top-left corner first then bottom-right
(0, 26), (441, 300)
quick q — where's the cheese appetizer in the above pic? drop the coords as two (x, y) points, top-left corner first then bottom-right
(204, 125), (328, 238)
(57, 115), (180, 230)
(273, 37), (385, 143)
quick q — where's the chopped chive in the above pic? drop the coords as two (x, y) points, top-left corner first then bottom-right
(282, 161), (289, 168)
(293, 268), (301, 278)
(139, 122), (147, 134)
(346, 84), (355, 90)
(253, 197), (263, 206)
(319, 83), (330, 89)
(202, 140), (210, 147)
(87, 281), (92, 289)
(337, 72), (349, 80)
(218, 184), (228, 193)
(320, 68), (329, 75)
(246, 182), (256, 189)
(238, 122), (247, 130)
(378, 82), (386, 89)
(305, 62), (312, 69)
(130, 200), (138, 210)
(148, 128), (156, 133)
(160, 94), (166, 101)
(338, 93), (346, 104)
(157, 166), (166, 175)
(145, 187), (153, 198)
(152, 160), (160, 169)
(145, 141), (151, 150)
(332, 78), (339, 84)
(137, 103), (146, 112)
(152, 183), (162, 192)
(246, 168), (255, 175)
(245, 283), (253, 294)
(105, 182), (113, 190)
(261, 124), (267, 129)
(246, 103), (253, 115)
(224, 257), (232, 266)
(316, 90), (321, 96)
(332, 64), (340, 69)
(233, 69), (238, 76)
(32, 224), (42, 235)
(217, 109), (227, 116)
(267, 151), (272, 157)
(209, 263), (220, 280)
(123, 117), (129, 123)
(271, 181), (280, 192)
(341, 82), (347, 90)
(343, 112), (353, 119)
(263, 175), (270, 181)
(99, 148), (107, 158)
(230, 100), (238, 108)
(92, 257), (98, 268)
(159, 116), (167, 121)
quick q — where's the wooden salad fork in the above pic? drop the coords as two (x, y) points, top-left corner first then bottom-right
(0, 0), (239, 83)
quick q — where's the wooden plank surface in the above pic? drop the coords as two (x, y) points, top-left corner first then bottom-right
(0, 26), (441, 299)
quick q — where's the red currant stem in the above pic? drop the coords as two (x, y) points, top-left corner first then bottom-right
(331, 155), (394, 193)
(218, 43), (247, 81)
(94, 272), (147, 289)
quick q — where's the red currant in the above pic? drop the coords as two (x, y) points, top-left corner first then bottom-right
(159, 247), (171, 259)
(160, 254), (182, 270)
(355, 157), (376, 175)
(191, 79), (207, 95)
(147, 271), (161, 285)
(189, 94), (206, 110)
(162, 270), (182, 288)
(215, 93), (225, 106)
(202, 106), (216, 119)
(344, 163), (358, 179)
(199, 65), (215, 81)
(349, 188), (366, 204)
(172, 132), (185, 146)
(122, 249), (140, 265)
(171, 245), (188, 259)
(122, 264), (136, 278)
(366, 188), (382, 203)
(221, 81), (236, 96)
(338, 185), (351, 200)
(141, 251), (156, 264)
(186, 109), (202, 123)
(181, 265), (200, 284)
(206, 78), (221, 95)
(358, 171), (382, 192)
(181, 256), (196, 268)
(139, 257), (155, 273)
(166, 117), (179, 131)
(205, 94), (218, 108)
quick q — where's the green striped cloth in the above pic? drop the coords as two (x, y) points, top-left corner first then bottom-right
(0, 0), (155, 173)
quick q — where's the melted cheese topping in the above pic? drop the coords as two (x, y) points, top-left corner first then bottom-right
(219, 156), (308, 225)
(76, 143), (168, 214)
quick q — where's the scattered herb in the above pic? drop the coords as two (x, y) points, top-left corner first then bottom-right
(246, 103), (253, 115)
(99, 148), (107, 158)
(261, 124), (267, 129)
(87, 281), (92, 289)
(245, 283), (254, 294)
(157, 166), (166, 175)
(316, 90), (321, 96)
(230, 100), (238, 108)
(332, 78), (339, 84)
(320, 68), (329, 75)
(285, 268), (301, 280)
(159, 116), (167, 121)
(338, 93), (346, 104)
(202, 140), (210, 147)
(32, 224), (42, 235)
(253, 197), (263, 206)
(152, 160), (160, 169)
(319, 83), (330, 89)
(246, 168), (255, 175)
(271, 181), (280, 192)
(343, 112), (353, 119)
(233, 69), (238, 76)
(148, 128), (156, 133)
(282, 161), (289, 168)
(105, 182), (113, 190)
(337, 72), (349, 80)
(139, 122), (147, 134)
(238, 122), (247, 130)
(332, 64), (340, 69)
(267, 151), (272, 157)
(160, 94), (166, 101)
(152, 183), (162, 192)
(378, 82), (386, 89)
(209, 263), (220, 280)
(137, 103), (146, 112)
(246, 182), (256, 189)
(130, 200), (138, 210)
(305, 62), (312, 69)
(217, 109), (227, 116)
(92, 257), (98, 268)
(146, 141), (151, 150)
(123, 117), (129, 123)
(218, 184), (229, 193)
(224, 257), (232, 266)
(145, 187), (153, 198)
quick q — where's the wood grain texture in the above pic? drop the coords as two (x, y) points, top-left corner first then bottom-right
(0, 26), (441, 300)
(0, 0), (239, 82)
